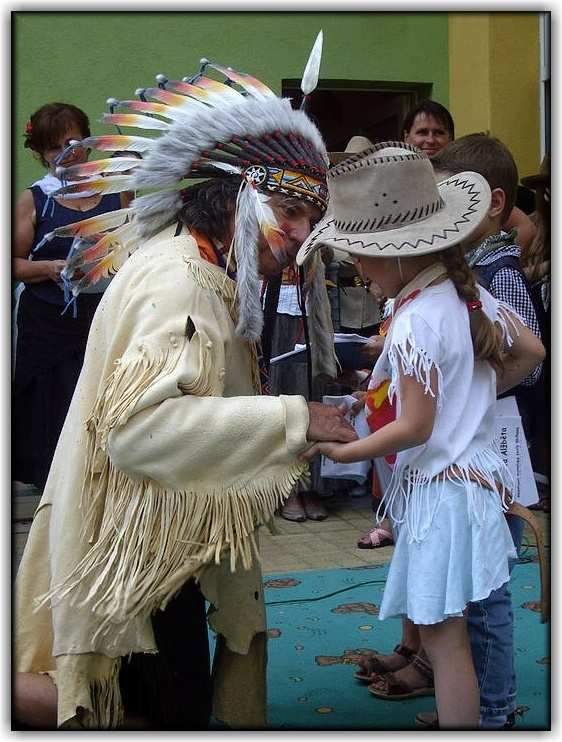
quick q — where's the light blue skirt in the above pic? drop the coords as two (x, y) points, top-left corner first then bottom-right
(379, 479), (517, 625)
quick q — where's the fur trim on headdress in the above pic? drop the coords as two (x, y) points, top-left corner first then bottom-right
(131, 190), (183, 240)
(306, 253), (338, 378)
(231, 181), (263, 341)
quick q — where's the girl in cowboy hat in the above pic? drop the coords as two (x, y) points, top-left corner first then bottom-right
(297, 142), (545, 729)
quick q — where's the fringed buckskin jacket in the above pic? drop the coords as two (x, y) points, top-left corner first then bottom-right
(15, 223), (310, 729)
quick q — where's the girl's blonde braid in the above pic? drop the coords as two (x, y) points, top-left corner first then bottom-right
(440, 245), (504, 370)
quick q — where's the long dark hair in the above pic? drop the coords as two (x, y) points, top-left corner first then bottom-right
(177, 178), (242, 243)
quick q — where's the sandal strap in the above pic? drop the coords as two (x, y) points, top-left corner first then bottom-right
(380, 672), (410, 696)
(365, 526), (393, 546)
(392, 643), (416, 661)
(375, 671), (429, 697)
(411, 653), (434, 682)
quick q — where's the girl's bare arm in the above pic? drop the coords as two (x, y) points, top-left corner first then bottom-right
(301, 368), (437, 463)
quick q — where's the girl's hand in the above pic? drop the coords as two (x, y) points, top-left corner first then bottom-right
(299, 440), (348, 463)
(351, 391), (367, 415)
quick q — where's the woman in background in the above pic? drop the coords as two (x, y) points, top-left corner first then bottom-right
(13, 102), (130, 490)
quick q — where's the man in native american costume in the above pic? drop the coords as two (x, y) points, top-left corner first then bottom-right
(14, 35), (355, 729)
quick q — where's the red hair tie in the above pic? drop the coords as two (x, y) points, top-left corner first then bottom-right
(25, 121), (33, 135)
(466, 300), (482, 312)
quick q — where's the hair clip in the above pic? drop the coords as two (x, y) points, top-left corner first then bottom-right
(466, 300), (482, 312)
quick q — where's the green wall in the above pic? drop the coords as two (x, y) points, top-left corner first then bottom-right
(14, 11), (449, 195)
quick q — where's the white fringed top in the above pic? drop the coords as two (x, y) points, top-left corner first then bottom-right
(370, 278), (520, 543)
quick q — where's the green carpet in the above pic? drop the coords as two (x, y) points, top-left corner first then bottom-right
(249, 559), (549, 730)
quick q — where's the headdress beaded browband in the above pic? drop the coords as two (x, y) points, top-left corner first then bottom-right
(33, 32), (329, 342)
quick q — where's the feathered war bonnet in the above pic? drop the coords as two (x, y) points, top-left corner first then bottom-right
(41, 31), (337, 378)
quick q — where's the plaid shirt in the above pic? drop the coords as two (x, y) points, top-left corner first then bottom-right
(469, 242), (542, 386)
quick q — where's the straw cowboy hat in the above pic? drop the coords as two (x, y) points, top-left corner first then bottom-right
(296, 141), (491, 265)
(329, 135), (374, 166)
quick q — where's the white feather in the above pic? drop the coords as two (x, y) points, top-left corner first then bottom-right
(232, 182), (263, 341)
(253, 190), (281, 232)
(202, 160), (243, 175)
(301, 30), (323, 96)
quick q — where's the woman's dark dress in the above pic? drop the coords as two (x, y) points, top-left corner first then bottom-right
(12, 187), (121, 489)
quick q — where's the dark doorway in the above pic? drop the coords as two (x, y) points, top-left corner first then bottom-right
(282, 79), (432, 152)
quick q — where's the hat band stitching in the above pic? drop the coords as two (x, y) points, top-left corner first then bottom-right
(328, 151), (424, 178)
(329, 196), (482, 251)
(328, 141), (422, 175)
(333, 196), (443, 233)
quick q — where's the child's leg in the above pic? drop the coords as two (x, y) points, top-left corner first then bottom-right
(419, 617), (479, 729)
(402, 617), (421, 650)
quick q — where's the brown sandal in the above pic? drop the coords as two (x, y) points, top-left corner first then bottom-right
(367, 653), (435, 700)
(354, 643), (415, 682)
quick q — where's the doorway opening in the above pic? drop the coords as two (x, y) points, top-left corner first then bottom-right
(282, 79), (432, 151)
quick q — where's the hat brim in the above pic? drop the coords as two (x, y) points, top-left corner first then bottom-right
(520, 172), (549, 189)
(329, 152), (351, 165)
(296, 171), (491, 265)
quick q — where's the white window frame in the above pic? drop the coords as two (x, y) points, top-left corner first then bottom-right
(539, 12), (550, 158)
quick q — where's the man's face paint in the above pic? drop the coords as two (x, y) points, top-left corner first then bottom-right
(253, 190), (290, 265)
(265, 193), (322, 265)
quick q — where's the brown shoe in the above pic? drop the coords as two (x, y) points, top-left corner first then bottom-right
(281, 493), (306, 522)
(302, 493), (328, 521)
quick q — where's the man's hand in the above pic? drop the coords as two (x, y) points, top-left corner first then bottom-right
(360, 334), (385, 361)
(306, 401), (358, 443)
(300, 440), (349, 463)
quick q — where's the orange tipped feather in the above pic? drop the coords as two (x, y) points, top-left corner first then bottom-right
(78, 135), (155, 153)
(193, 75), (244, 102)
(59, 158), (141, 179)
(116, 100), (187, 122)
(56, 175), (136, 197)
(205, 63), (275, 98)
(50, 209), (131, 238)
(101, 113), (170, 131)
(143, 86), (209, 108)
